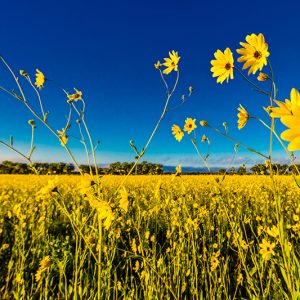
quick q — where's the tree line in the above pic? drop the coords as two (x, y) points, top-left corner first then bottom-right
(0, 160), (163, 175)
(0, 160), (298, 175)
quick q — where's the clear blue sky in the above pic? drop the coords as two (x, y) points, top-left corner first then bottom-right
(0, 0), (300, 168)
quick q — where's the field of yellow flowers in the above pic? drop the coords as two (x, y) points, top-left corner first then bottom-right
(1, 174), (300, 299)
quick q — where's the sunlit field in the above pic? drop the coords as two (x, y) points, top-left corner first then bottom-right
(1, 174), (300, 299)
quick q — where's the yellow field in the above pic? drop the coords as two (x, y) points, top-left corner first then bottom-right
(1, 174), (300, 299)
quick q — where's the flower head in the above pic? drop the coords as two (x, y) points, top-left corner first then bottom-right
(200, 120), (208, 127)
(271, 88), (300, 118)
(67, 88), (82, 102)
(184, 118), (197, 134)
(275, 89), (300, 151)
(154, 60), (162, 69)
(237, 104), (250, 129)
(35, 69), (45, 89)
(162, 51), (180, 75)
(210, 48), (234, 84)
(259, 239), (275, 261)
(237, 33), (270, 75)
(201, 134), (208, 142)
(172, 124), (184, 142)
(257, 72), (268, 81)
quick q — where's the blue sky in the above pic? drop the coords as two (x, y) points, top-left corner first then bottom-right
(0, 0), (300, 168)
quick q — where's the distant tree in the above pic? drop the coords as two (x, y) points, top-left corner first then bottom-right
(237, 164), (247, 175)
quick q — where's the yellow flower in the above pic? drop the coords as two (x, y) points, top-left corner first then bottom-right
(201, 134), (208, 142)
(154, 60), (162, 69)
(271, 88), (300, 118)
(200, 120), (208, 127)
(237, 104), (250, 129)
(35, 69), (45, 89)
(266, 225), (279, 239)
(183, 118), (197, 134)
(210, 48), (234, 84)
(119, 187), (129, 212)
(237, 33), (270, 75)
(172, 124), (184, 142)
(35, 256), (51, 282)
(57, 129), (68, 146)
(257, 72), (268, 81)
(67, 88), (82, 102)
(280, 112), (300, 151)
(162, 50), (180, 75)
(259, 239), (275, 261)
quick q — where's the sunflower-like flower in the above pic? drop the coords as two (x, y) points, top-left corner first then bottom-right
(67, 88), (82, 102)
(270, 88), (300, 118)
(210, 48), (234, 84)
(172, 124), (184, 142)
(237, 104), (250, 129)
(35, 69), (45, 89)
(259, 239), (275, 261)
(237, 33), (270, 75)
(162, 50), (180, 75)
(184, 118), (197, 134)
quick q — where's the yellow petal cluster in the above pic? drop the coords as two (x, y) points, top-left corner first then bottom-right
(183, 118), (197, 134)
(271, 88), (300, 151)
(35, 69), (45, 89)
(237, 33), (270, 75)
(237, 105), (250, 129)
(210, 48), (234, 84)
(67, 88), (82, 102)
(162, 51), (180, 75)
(172, 124), (184, 142)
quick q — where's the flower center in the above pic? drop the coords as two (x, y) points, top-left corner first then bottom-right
(254, 51), (262, 59)
(225, 63), (231, 70)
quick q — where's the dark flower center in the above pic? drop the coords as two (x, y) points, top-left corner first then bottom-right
(254, 51), (262, 59)
(225, 63), (231, 70)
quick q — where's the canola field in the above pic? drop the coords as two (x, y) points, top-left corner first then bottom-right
(0, 174), (300, 299)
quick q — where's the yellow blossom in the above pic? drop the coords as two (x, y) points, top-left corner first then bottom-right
(154, 60), (162, 69)
(35, 69), (45, 89)
(257, 72), (268, 81)
(266, 225), (279, 239)
(172, 124), (184, 142)
(119, 187), (129, 212)
(200, 120), (208, 127)
(210, 48), (234, 84)
(279, 90), (300, 151)
(184, 118), (197, 134)
(259, 239), (275, 261)
(201, 134), (208, 142)
(67, 88), (82, 102)
(162, 50), (180, 75)
(237, 104), (250, 129)
(237, 33), (270, 75)
(271, 88), (300, 118)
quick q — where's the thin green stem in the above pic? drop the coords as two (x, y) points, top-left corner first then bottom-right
(113, 70), (180, 195)
(26, 75), (46, 119)
(256, 117), (300, 176)
(191, 139), (211, 173)
(235, 67), (270, 96)
(0, 56), (83, 174)
(207, 124), (269, 159)
(72, 103), (99, 180)
(28, 125), (35, 159)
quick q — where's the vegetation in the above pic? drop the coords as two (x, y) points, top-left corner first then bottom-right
(0, 174), (300, 299)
